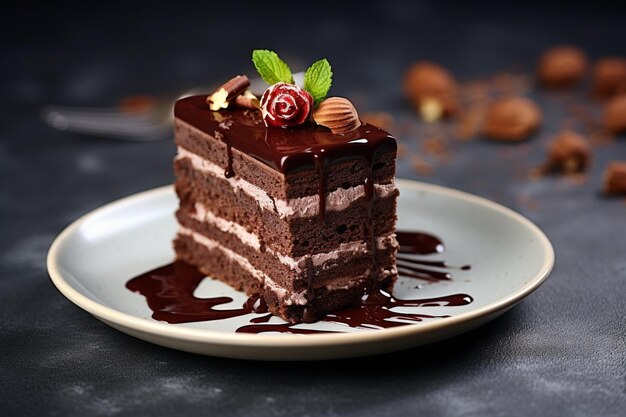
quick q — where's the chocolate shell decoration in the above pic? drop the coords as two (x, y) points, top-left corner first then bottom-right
(313, 97), (361, 135)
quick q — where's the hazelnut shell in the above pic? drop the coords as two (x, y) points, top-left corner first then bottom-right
(592, 57), (626, 99)
(404, 61), (458, 117)
(537, 45), (588, 88)
(604, 95), (626, 134)
(312, 97), (361, 135)
(484, 97), (542, 141)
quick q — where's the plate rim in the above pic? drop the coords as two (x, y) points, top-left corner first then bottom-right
(47, 179), (555, 349)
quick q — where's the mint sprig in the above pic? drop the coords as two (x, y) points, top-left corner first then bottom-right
(252, 50), (294, 85)
(304, 59), (333, 107)
(252, 50), (334, 107)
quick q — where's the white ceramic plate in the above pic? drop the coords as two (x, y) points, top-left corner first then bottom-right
(47, 179), (554, 361)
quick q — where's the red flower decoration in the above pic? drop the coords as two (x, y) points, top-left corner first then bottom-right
(260, 83), (313, 127)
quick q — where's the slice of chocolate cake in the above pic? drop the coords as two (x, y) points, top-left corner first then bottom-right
(173, 51), (399, 323)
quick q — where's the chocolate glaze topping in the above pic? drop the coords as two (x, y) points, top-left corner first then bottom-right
(174, 95), (397, 175)
(126, 231), (473, 333)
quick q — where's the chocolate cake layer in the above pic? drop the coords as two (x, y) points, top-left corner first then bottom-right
(174, 231), (395, 323)
(175, 156), (398, 256)
(174, 233), (264, 295)
(175, 210), (397, 293)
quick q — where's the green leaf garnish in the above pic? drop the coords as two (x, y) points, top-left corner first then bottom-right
(252, 50), (294, 85)
(304, 59), (333, 107)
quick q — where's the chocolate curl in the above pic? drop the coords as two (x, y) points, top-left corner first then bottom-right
(603, 161), (626, 195)
(234, 90), (260, 109)
(207, 75), (251, 111)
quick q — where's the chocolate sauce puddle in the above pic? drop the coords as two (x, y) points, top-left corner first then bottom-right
(126, 261), (267, 324)
(396, 231), (444, 254)
(126, 231), (473, 333)
(363, 148), (380, 302)
(236, 290), (472, 334)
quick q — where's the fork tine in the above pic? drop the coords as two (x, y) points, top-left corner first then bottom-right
(41, 106), (171, 140)
(41, 106), (151, 129)
(51, 120), (170, 141)
(41, 105), (142, 120)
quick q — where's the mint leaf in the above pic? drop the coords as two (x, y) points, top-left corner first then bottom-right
(252, 50), (294, 85)
(304, 59), (333, 107)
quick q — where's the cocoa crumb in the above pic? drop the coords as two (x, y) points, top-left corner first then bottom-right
(396, 143), (408, 159)
(455, 103), (487, 140)
(589, 130), (615, 147)
(567, 101), (600, 124)
(360, 112), (395, 131)
(410, 155), (433, 176)
(564, 173), (588, 186)
(422, 136), (450, 161)
(491, 72), (532, 95)
(516, 193), (540, 211)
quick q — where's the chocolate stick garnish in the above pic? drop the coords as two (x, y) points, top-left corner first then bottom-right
(235, 90), (260, 109)
(207, 75), (251, 110)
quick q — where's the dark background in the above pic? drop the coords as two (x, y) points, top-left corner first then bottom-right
(1, 1), (625, 416)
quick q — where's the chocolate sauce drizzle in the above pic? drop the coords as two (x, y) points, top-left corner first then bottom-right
(224, 142), (234, 178)
(363, 149), (380, 300)
(313, 155), (327, 224)
(126, 231), (473, 333)
(303, 256), (317, 323)
(236, 291), (472, 334)
(392, 231), (470, 282)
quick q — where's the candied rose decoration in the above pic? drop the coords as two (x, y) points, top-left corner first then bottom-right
(260, 83), (313, 127)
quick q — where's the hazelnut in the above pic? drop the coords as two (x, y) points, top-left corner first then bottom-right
(603, 161), (626, 195)
(603, 95), (626, 134)
(537, 45), (588, 88)
(542, 131), (591, 174)
(591, 57), (626, 99)
(313, 97), (361, 135)
(483, 97), (542, 141)
(404, 61), (458, 120)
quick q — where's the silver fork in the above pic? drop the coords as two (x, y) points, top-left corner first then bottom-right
(41, 73), (304, 141)
(41, 88), (202, 141)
